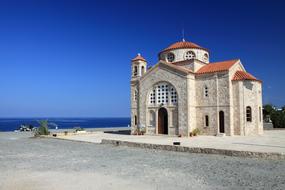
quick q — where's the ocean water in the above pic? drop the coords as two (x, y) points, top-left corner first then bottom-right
(0, 118), (131, 132)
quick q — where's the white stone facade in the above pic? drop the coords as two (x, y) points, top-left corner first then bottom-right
(130, 41), (263, 136)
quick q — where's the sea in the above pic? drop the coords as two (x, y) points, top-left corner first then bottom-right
(0, 118), (131, 132)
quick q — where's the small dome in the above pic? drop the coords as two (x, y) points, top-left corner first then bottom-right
(132, 53), (146, 62)
(160, 40), (208, 54)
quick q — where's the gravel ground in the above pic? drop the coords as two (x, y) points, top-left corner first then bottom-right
(0, 132), (285, 190)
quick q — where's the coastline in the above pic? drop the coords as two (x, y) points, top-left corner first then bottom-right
(0, 117), (131, 132)
(0, 126), (130, 133)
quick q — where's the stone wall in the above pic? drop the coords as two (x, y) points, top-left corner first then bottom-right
(232, 80), (263, 135)
(195, 72), (231, 135)
(229, 61), (263, 136)
(138, 64), (190, 136)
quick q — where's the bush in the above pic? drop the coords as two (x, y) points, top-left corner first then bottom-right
(263, 104), (285, 128)
(192, 128), (201, 136)
(132, 127), (145, 135)
(74, 127), (84, 132)
(34, 120), (50, 136)
(140, 126), (146, 135)
(263, 104), (275, 117)
(271, 110), (285, 128)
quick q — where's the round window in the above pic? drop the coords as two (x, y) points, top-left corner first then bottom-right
(185, 51), (196, 60)
(167, 53), (175, 62)
(203, 53), (209, 61)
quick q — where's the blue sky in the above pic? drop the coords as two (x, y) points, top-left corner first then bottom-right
(0, 0), (284, 117)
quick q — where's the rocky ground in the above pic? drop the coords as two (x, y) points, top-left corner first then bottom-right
(0, 132), (284, 190)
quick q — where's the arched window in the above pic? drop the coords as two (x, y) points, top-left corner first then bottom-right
(148, 82), (177, 106)
(205, 115), (209, 127)
(134, 66), (138, 76)
(141, 66), (145, 75)
(246, 106), (252, 122)
(134, 115), (137, 125)
(185, 51), (196, 60)
(204, 86), (209, 97)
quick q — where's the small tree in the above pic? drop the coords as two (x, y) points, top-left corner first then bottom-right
(263, 104), (274, 117)
(34, 120), (50, 136)
(271, 110), (285, 128)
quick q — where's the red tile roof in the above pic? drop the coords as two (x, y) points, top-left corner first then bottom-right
(132, 53), (146, 62)
(232, 70), (261, 82)
(160, 40), (208, 54)
(196, 59), (239, 74)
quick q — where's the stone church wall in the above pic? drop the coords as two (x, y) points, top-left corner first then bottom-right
(138, 66), (189, 136)
(195, 72), (232, 135)
(233, 80), (263, 135)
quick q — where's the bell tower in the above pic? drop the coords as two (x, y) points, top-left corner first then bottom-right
(130, 53), (147, 134)
(131, 53), (147, 78)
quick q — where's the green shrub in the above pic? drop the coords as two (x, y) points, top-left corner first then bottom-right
(192, 128), (201, 136)
(74, 127), (85, 132)
(271, 110), (285, 128)
(140, 126), (146, 135)
(34, 120), (49, 136)
(263, 104), (285, 128)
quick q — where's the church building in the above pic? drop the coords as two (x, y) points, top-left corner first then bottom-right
(130, 39), (263, 136)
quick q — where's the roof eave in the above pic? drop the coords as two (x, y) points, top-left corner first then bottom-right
(158, 47), (209, 56)
(196, 69), (229, 75)
(232, 79), (262, 83)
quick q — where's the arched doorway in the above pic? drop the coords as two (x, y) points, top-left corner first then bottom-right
(158, 107), (168, 134)
(219, 111), (225, 133)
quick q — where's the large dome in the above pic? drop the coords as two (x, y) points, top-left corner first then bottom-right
(158, 40), (209, 63)
(160, 40), (208, 54)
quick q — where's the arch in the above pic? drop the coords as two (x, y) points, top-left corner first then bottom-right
(147, 81), (178, 106)
(158, 107), (168, 134)
(246, 106), (252, 122)
(184, 51), (196, 60)
(167, 53), (175, 62)
(219, 111), (225, 133)
(134, 66), (138, 76)
(141, 66), (145, 75)
(203, 53), (209, 61)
